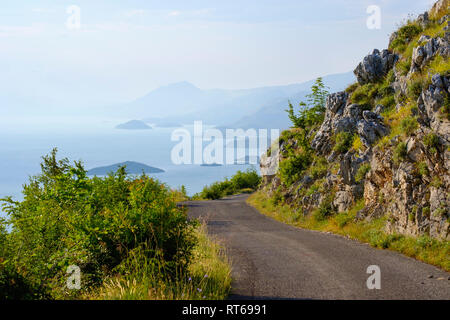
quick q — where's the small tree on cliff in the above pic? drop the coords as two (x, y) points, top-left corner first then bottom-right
(286, 77), (329, 130)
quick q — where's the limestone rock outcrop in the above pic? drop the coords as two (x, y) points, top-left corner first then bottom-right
(260, 2), (449, 240)
(354, 49), (398, 84)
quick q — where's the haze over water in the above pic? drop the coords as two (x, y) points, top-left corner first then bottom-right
(0, 116), (254, 217)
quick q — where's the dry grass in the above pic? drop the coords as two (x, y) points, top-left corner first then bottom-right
(86, 224), (232, 300)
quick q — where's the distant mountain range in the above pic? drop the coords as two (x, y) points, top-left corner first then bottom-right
(87, 161), (164, 176)
(112, 72), (355, 131)
(115, 120), (151, 130)
(1, 71), (354, 130)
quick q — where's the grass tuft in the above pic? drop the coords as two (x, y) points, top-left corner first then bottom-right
(87, 224), (231, 300)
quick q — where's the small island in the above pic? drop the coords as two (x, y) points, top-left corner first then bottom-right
(200, 163), (223, 167)
(143, 117), (183, 128)
(115, 120), (152, 130)
(87, 161), (165, 176)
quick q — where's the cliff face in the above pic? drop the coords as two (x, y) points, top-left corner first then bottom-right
(260, 0), (450, 240)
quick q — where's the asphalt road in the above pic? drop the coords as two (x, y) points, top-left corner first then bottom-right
(185, 194), (450, 300)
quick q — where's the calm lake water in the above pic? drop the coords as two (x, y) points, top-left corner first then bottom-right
(0, 116), (258, 218)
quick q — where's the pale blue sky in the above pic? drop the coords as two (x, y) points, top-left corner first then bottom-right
(0, 0), (434, 109)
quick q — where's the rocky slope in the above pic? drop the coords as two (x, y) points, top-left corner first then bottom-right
(260, 0), (450, 240)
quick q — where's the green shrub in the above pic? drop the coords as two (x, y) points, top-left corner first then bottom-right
(390, 23), (423, 53)
(397, 58), (412, 76)
(400, 116), (418, 136)
(423, 132), (440, 154)
(279, 151), (312, 186)
(231, 168), (261, 190)
(416, 161), (429, 176)
(271, 188), (284, 206)
(0, 149), (197, 299)
(366, 230), (404, 249)
(351, 83), (375, 107)
(379, 84), (394, 97)
(378, 95), (396, 110)
(433, 208), (447, 218)
(313, 196), (335, 222)
(407, 77), (425, 100)
(334, 132), (354, 153)
(431, 177), (443, 188)
(335, 212), (354, 228)
(200, 180), (233, 200)
(384, 69), (395, 84)
(345, 83), (359, 94)
(286, 77), (329, 129)
(355, 163), (371, 182)
(305, 182), (321, 197)
(91, 224), (231, 300)
(393, 142), (408, 164)
(441, 94), (450, 120)
(198, 168), (261, 200)
(309, 157), (328, 179)
(416, 235), (434, 249)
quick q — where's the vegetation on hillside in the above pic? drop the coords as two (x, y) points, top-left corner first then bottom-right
(276, 6), (450, 213)
(0, 149), (231, 300)
(257, 4), (450, 269)
(286, 77), (330, 129)
(280, 78), (330, 187)
(193, 168), (261, 200)
(248, 191), (450, 271)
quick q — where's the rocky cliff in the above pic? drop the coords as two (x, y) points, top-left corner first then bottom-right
(260, 0), (450, 240)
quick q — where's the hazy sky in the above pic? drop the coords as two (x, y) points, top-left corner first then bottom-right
(0, 0), (434, 108)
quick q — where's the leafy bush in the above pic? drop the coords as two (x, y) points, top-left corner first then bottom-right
(400, 116), (418, 136)
(431, 177), (443, 188)
(305, 180), (322, 197)
(231, 169), (261, 190)
(271, 188), (283, 206)
(0, 149), (197, 299)
(423, 132), (440, 154)
(355, 163), (371, 182)
(312, 196), (335, 222)
(352, 135), (365, 153)
(345, 83), (359, 94)
(442, 94), (450, 120)
(378, 95), (396, 110)
(416, 161), (429, 176)
(365, 229), (404, 249)
(278, 152), (312, 186)
(90, 224), (231, 300)
(390, 23), (422, 53)
(384, 69), (396, 85)
(407, 76), (426, 100)
(335, 211), (354, 228)
(199, 180), (234, 200)
(379, 84), (394, 97)
(333, 132), (354, 153)
(309, 157), (328, 179)
(393, 142), (408, 164)
(286, 77), (329, 130)
(197, 168), (261, 200)
(397, 58), (412, 76)
(351, 83), (374, 106)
